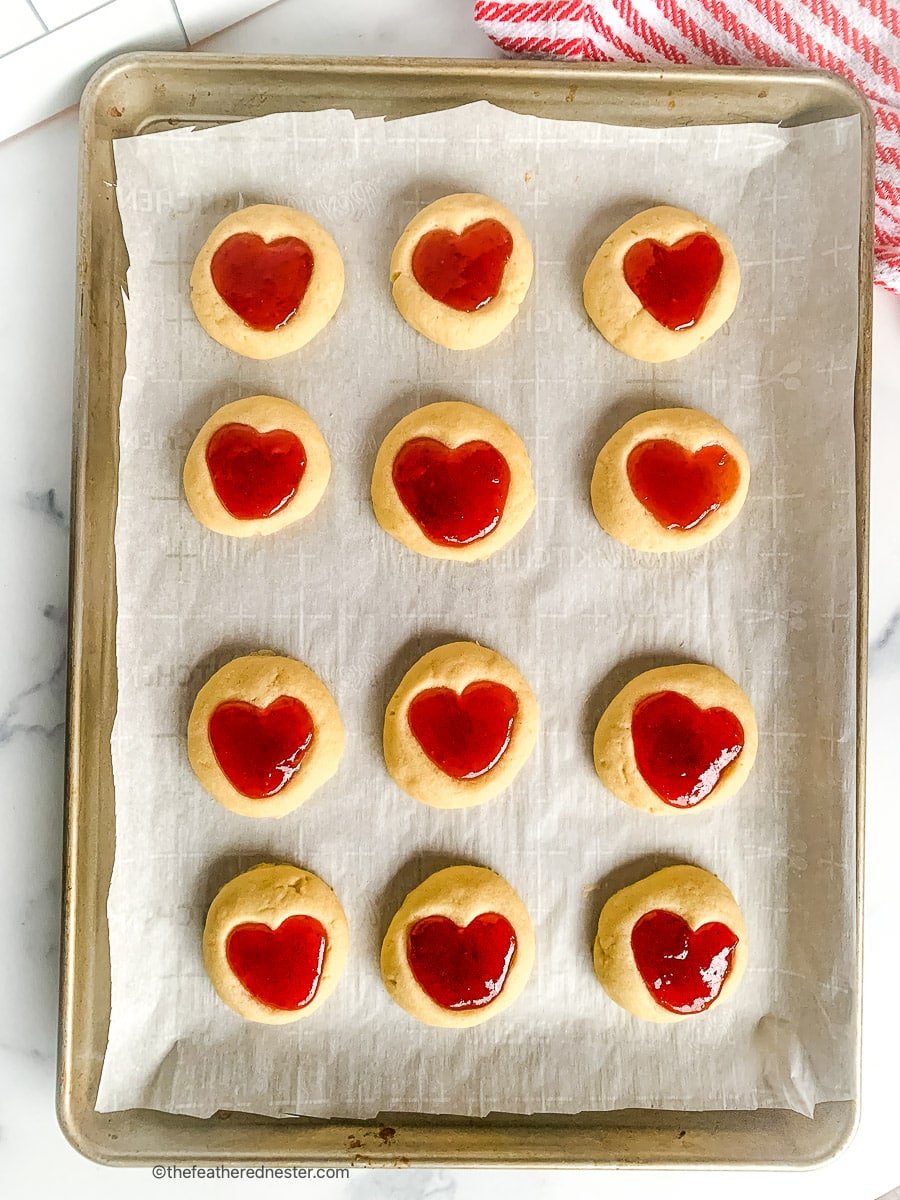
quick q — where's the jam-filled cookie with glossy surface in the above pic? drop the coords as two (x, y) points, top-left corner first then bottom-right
(187, 653), (344, 818)
(381, 865), (535, 1028)
(203, 863), (349, 1023)
(594, 663), (758, 815)
(591, 407), (749, 552)
(372, 401), (535, 562)
(583, 206), (740, 362)
(183, 395), (330, 537)
(190, 204), (344, 359)
(594, 864), (748, 1022)
(384, 641), (538, 809)
(390, 193), (533, 350)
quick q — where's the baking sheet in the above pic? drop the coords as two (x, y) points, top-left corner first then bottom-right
(98, 102), (861, 1120)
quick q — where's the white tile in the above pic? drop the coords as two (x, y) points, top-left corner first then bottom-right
(32, 0), (107, 33)
(0, 0), (45, 57)
(174, 0), (280, 45)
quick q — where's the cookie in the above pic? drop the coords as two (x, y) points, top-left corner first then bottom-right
(593, 864), (748, 1022)
(183, 395), (331, 537)
(381, 865), (535, 1028)
(384, 641), (538, 808)
(583, 205), (740, 362)
(203, 863), (349, 1023)
(190, 204), (344, 359)
(372, 401), (536, 561)
(591, 408), (750, 552)
(593, 663), (758, 815)
(187, 653), (344, 818)
(390, 193), (533, 349)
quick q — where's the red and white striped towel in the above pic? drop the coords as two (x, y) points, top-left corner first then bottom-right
(475, 0), (900, 290)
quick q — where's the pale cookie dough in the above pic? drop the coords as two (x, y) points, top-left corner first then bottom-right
(203, 863), (349, 1024)
(372, 401), (536, 562)
(190, 204), (344, 359)
(593, 864), (748, 1023)
(390, 193), (533, 350)
(183, 395), (331, 537)
(583, 205), (740, 362)
(187, 653), (344, 819)
(591, 408), (750, 552)
(384, 641), (539, 808)
(593, 663), (758, 815)
(381, 865), (535, 1028)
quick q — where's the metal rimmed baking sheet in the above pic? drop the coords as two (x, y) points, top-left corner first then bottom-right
(60, 54), (872, 1168)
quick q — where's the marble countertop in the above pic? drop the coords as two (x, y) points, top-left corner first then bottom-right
(2, 0), (899, 1194)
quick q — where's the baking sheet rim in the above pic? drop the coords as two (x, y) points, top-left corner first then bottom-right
(59, 53), (872, 1169)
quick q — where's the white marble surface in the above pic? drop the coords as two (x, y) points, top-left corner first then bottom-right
(1, 0), (899, 1193)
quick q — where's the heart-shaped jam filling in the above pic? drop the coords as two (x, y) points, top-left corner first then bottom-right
(631, 908), (739, 1014)
(408, 681), (518, 780)
(226, 915), (327, 1010)
(205, 422), (307, 520)
(210, 232), (314, 331)
(623, 232), (723, 331)
(631, 691), (744, 808)
(208, 696), (314, 799)
(411, 219), (513, 312)
(407, 913), (517, 1010)
(392, 437), (511, 547)
(627, 439), (740, 531)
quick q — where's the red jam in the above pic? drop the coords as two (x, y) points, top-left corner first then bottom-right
(626, 439), (740, 531)
(411, 219), (513, 312)
(208, 696), (314, 799)
(407, 681), (518, 780)
(407, 913), (517, 1010)
(210, 232), (314, 331)
(205, 423), (307, 520)
(226, 915), (327, 1010)
(623, 232), (723, 331)
(631, 909), (739, 1014)
(392, 438), (511, 547)
(631, 691), (744, 808)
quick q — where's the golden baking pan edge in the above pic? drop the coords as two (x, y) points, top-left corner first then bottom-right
(59, 53), (872, 1168)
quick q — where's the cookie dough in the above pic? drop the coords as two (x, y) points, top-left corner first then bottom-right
(381, 865), (535, 1028)
(203, 862), (349, 1023)
(390, 193), (533, 350)
(187, 653), (344, 818)
(593, 864), (748, 1023)
(372, 401), (536, 562)
(593, 663), (758, 815)
(190, 204), (344, 359)
(384, 641), (539, 808)
(183, 395), (331, 537)
(583, 205), (740, 362)
(591, 407), (750, 552)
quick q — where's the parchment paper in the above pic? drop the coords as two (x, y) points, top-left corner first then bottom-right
(99, 103), (861, 1119)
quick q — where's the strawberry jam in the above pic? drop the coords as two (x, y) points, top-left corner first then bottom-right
(623, 232), (723, 331)
(226, 915), (327, 1010)
(631, 909), (738, 1014)
(208, 696), (314, 799)
(408, 681), (518, 779)
(631, 690), (744, 808)
(626, 439), (740, 531)
(392, 437), (510, 547)
(206, 423), (306, 520)
(411, 219), (513, 312)
(210, 232), (313, 331)
(407, 913), (517, 1009)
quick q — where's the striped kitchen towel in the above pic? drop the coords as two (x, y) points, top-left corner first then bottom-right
(475, 0), (900, 290)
